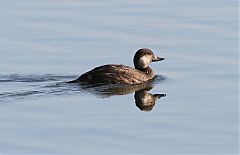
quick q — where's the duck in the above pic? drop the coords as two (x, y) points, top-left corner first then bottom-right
(68, 48), (164, 84)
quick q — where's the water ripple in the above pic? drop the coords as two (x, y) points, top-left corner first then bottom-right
(0, 74), (77, 82)
(0, 74), (79, 101)
(0, 74), (166, 102)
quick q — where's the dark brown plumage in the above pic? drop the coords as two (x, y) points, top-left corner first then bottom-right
(68, 48), (164, 85)
(73, 64), (155, 84)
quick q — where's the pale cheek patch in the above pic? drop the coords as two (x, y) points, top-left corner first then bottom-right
(142, 93), (153, 105)
(138, 56), (151, 68)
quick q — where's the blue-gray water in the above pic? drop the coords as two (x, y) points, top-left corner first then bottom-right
(0, 0), (238, 154)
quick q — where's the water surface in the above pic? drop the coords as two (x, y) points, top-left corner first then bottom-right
(0, 0), (238, 154)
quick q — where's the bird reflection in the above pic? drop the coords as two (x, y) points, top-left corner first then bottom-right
(68, 77), (166, 112)
(134, 88), (166, 111)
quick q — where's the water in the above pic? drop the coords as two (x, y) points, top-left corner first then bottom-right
(0, 0), (238, 154)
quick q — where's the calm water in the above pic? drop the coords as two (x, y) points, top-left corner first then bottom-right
(0, 0), (238, 154)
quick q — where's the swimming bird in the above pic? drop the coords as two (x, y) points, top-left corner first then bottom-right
(68, 48), (164, 84)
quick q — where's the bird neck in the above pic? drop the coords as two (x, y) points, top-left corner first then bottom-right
(141, 67), (156, 78)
